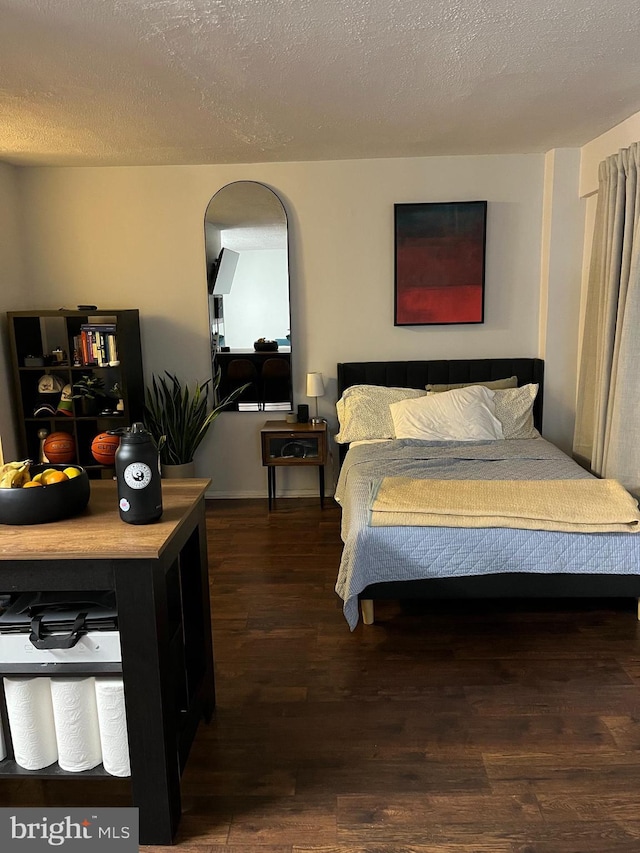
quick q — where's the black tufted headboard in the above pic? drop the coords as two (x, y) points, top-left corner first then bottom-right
(337, 357), (544, 432)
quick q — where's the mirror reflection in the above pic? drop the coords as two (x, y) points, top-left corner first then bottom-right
(205, 182), (292, 412)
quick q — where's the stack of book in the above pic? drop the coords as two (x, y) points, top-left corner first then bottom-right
(74, 324), (119, 367)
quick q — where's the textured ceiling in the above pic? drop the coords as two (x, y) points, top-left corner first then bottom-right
(1, 0), (640, 167)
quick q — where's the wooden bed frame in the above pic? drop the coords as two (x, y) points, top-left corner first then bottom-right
(336, 357), (640, 624)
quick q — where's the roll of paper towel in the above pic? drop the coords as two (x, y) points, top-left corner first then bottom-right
(4, 677), (58, 770)
(95, 678), (131, 777)
(50, 677), (102, 772)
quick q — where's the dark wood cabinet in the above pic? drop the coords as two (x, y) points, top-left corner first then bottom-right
(7, 309), (144, 477)
(0, 480), (215, 845)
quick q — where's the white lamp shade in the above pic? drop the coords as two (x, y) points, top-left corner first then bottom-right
(306, 372), (325, 398)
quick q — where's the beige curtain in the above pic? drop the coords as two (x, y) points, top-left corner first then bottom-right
(573, 142), (640, 493)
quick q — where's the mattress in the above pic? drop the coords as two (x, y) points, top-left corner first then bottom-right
(334, 438), (640, 629)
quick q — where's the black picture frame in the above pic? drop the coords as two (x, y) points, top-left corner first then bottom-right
(394, 200), (487, 326)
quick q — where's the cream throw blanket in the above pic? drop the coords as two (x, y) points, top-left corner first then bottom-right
(369, 478), (640, 533)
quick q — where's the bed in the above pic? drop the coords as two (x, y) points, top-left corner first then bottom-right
(334, 358), (640, 629)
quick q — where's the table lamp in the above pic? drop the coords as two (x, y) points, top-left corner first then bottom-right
(306, 372), (325, 424)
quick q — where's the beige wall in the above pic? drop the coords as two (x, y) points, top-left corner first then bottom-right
(537, 149), (585, 453)
(9, 154), (546, 495)
(0, 163), (29, 461)
(579, 111), (640, 197)
(1, 112), (638, 492)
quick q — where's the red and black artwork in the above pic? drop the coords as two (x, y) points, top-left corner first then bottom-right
(394, 201), (487, 325)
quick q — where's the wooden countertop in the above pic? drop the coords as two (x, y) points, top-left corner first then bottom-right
(216, 348), (291, 355)
(0, 479), (210, 561)
(261, 420), (327, 433)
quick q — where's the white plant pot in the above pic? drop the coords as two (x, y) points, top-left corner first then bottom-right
(161, 462), (196, 479)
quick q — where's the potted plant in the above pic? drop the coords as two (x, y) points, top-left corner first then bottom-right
(144, 368), (247, 477)
(72, 374), (108, 416)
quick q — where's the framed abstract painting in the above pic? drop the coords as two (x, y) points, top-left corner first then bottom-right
(394, 200), (487, 325)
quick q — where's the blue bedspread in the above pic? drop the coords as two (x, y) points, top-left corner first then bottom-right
(334, 438), (640, 629)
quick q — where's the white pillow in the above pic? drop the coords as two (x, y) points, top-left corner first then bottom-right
(493, 384), (539, 439)
(389, 385), (504, 441)
(335, 385), (427, 444)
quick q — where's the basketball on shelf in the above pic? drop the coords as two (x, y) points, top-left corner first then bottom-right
(43, 431), (76, 464)
(91, 432), (120, 466)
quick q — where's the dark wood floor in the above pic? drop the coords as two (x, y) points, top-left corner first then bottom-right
(5, 497), (640, 851)
(172, 498), (640, 852)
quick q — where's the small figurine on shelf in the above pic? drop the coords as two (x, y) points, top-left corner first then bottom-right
(37, 428), (49, 463)
(110, 382), (125, 414)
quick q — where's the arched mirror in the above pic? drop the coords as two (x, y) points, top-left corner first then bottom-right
(205, 181), (291, 412)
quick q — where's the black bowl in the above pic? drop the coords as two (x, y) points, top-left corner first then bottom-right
(254, 341), (279, 352)
(0, 464), (90, 525)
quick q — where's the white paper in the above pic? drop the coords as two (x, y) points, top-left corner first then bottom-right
(4, 677), (58, 770)
(50, 677), (102, 772)
(95, 678), (130, 777)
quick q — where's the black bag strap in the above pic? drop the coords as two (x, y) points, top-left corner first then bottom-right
(29, 612), (87, 650)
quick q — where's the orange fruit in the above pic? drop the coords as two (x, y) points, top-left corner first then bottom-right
(23, 480), (43, 488)
(41, 470), (69, 485)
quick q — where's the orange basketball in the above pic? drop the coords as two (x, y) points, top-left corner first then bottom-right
(43, 431), (76, 464)
(91, 432), (120, 465)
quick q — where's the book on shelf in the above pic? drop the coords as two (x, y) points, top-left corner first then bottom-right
(80, 330), (92, 365)
(81, 323), (117, 332)
(106, 333), (118, 364)
(79, 324), (118, 367)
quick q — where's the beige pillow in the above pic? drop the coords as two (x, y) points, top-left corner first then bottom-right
(426, 375), (518, 393)
(335, 384), (427, 443)
(493, 384), (539, 439)
(390, 385), (504, 442)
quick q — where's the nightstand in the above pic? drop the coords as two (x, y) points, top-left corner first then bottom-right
(260, 420), (328, 509)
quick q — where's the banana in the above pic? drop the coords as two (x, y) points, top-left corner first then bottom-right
(0, 460), (27, 476)
(13, 465), (31, 488)
(0, 471), (21, 488)
(0, 460), (32, 488)
(0, 470), (19, 489)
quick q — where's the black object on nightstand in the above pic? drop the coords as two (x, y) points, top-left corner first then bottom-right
(260, 420), (328, 509)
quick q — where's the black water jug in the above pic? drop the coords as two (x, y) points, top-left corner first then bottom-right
(113, 423), (163, 524)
